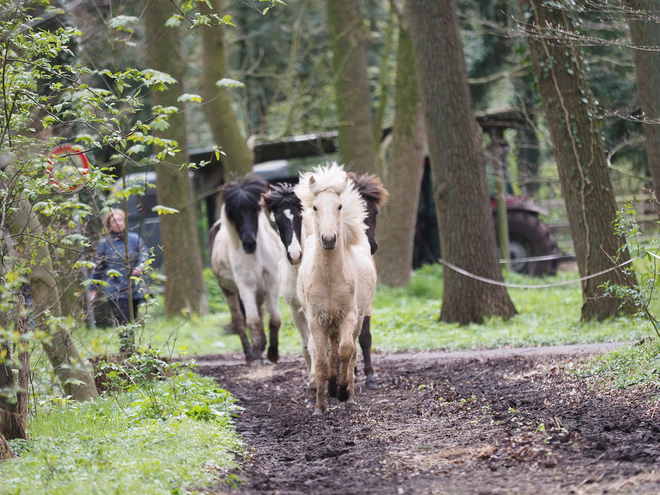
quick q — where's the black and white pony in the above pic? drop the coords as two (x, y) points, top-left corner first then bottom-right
(209, 176), (282, 365)
(261, 184), (314, 394)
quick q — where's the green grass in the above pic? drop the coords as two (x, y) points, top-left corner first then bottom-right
(72, 265), (656, 360)
(580, 338), (660, 390)
(1, 371), (243, 494)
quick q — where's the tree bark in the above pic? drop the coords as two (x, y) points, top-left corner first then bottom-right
(519, 0), (637, 320)
(0, 296), (29, 441)
(145, 2), (209, 316)
(327, 0), (377, 174)
(200, 0), (254, 179)
(0, 432), (15, 461)
(406, 0), (516, 324)
(6, 193), (97, 401)
(625, 0), (660, 200)
(375, 15), (426, 287)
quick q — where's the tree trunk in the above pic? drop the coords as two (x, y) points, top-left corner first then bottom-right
(0, 296), (29, 441)
(200, 0), (254, 179)
(6, 193), (98, 401)
(0, 432), (15, 461)
(145, 2), (209, 317)
(625, 0), (660, 200)
(519, 0), (637, 320)
(406, 0), (516, 325)
(327, 0), (377, 174)
(375, 15), (426, 287)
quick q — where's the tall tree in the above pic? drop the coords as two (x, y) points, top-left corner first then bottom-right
(145, 1), (209, 316)
(518, 0), (636, 320)
(327, 0), (377, 174)
(375, 7), (426, 287)
(199, 0), (254, 178)
(0, 294), (29, 442)
(624, 0), (660, 199)
(4, 192), (98, 402)
(406, 0), (516, 324)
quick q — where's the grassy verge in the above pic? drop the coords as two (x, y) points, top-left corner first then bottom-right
(1, 360), (243, 495)
(580, 338), (660, 390)
(74, 265), (655, 359)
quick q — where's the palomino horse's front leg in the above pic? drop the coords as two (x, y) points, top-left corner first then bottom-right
(309, 318), (329, 415)
(327, 331), (339, 398)
(221, 288), (253, 364)
(337, 313), (359, 404)
(265, 289), (281, 363)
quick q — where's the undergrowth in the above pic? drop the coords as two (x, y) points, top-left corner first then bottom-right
(581, 338), (660, 390)
(0, 356), (243, 494)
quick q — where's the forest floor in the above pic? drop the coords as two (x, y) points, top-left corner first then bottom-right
(197, 345), (660, 495)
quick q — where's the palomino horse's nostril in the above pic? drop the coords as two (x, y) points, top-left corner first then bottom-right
(321, 234), (337, 250)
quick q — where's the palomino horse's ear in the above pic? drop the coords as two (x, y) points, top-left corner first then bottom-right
(309, 175), (316, 185)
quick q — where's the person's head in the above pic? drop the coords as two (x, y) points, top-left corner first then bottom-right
(103, 209), (126, 234)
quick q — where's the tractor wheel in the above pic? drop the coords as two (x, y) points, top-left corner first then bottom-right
(502, 210), (559, 276)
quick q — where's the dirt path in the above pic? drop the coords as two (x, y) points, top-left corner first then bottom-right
(198, 346), (660, 495)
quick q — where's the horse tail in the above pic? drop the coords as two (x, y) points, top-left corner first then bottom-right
(208, 219), (222, 258)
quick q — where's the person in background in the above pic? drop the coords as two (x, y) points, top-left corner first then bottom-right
(88, 209), (148, 328)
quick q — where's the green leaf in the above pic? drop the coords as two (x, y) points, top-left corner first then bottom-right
(165, 16), (183, 28)
(177, 93), (203, 103)
(152, 205), (180, 216)
(215, 78), (245, 88)
(107, 15), (139, 32)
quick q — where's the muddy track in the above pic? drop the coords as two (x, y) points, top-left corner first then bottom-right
(198, 347), (660, 495)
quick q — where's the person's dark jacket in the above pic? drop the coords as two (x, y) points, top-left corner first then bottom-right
(92, 232), (148, 300)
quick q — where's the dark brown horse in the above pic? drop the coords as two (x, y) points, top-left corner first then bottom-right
(348, 172), (389, 390)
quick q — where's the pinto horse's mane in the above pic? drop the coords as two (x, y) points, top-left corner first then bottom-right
(260, 183), (301, 214)
(295, 163), (367, 248)
(222, 175), (269, 214)
(347, 172), (389, 208)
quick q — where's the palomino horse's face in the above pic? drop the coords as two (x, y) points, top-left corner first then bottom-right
(312, 190), (342, 251)
(273, 206), (303, 265)
(226, 206), (260, 254)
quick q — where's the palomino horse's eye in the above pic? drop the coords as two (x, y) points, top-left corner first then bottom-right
(313, 206), (317, 211)
(338, 205), (343, 211)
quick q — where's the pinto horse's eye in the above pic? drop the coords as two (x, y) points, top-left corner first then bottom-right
(313, 206), (317, 211)
(338, 204), (342, 211)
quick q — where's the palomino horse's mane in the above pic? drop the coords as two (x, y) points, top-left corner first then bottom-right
(347, 172), (389, 208)
(295, 163), (367, 248)
(260, 183), (301, 213)
(222, 175), (269, 214)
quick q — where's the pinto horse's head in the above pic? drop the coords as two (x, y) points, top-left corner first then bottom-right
(222, 176), (269, 254)
(347, 172), (389, 255)
(261, 183), (304, 265)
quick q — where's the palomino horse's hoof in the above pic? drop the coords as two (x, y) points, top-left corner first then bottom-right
(337, 385), (350, 402)
(312, 407), (325, 417)
(365, 374), (378, 390)
(267, 346), (279, 364)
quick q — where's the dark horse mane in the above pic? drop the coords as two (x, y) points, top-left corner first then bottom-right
(260, 182), (302, 213)
(347, 172), (389, 208)
(209, 175), (269, 257)
(223, 175), (269, 213)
